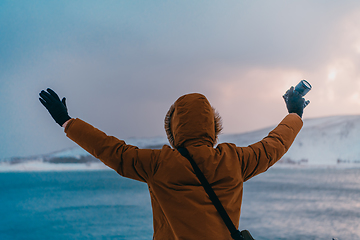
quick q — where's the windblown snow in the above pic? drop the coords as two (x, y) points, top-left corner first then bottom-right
(1, 115), (360, 171)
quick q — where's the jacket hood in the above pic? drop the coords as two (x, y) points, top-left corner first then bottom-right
(165, 93), (222, 148)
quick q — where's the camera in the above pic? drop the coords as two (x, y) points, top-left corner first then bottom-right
(283, 80), (311, 107)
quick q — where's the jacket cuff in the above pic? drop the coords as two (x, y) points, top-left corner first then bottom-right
(64, 118), (76, 133)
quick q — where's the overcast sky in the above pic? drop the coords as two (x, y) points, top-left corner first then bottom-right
(1, 0), (360, 159)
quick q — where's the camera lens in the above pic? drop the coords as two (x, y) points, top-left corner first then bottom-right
(295, 80), (311, 96)
(302, 80), (311, 89)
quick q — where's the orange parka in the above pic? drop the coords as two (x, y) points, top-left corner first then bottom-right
(64, 93), (303, 240)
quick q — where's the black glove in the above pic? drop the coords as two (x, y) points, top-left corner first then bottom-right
(283, 86), (305, 118)
(39, 88), (71, 126)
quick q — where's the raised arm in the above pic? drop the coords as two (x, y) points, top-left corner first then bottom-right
(237, 85), (307, 181)
(64, 118), (159, 182)
(39, 88), (158, 182)
(238, 113), (303, 181)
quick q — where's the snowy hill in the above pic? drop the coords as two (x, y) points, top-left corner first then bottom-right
(220, 115), (360, 166)
(1, 115), (360, 171)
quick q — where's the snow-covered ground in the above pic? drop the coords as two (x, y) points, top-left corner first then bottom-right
(221, 115), (360, 166)
(1, 115), (360, 171)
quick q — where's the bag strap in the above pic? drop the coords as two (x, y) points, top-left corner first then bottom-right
(177, 147), (244, 240)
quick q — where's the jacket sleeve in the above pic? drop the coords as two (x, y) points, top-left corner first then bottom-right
(64, 118), (159, 182)
(236, 113), (303, 182)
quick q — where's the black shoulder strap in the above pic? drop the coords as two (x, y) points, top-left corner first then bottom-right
(177, 147), (244, 240)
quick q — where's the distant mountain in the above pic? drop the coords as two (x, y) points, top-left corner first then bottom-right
(1, 115), (360, 171)
(220, 115), (360, 165)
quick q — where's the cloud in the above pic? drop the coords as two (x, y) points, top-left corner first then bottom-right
(2, 1), (360, 158)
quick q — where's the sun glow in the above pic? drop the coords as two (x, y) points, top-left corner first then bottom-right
(328, 69), (337, 81)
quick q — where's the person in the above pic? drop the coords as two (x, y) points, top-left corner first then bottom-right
(39, 87), (305, 240)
